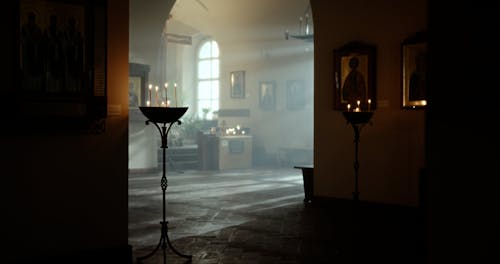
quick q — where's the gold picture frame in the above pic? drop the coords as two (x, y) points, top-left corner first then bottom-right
(333, 41), (376, 111)
(402, 32), (427, 109)
(230, 70), (245, 98)
(286, 79), (305, 110)
(259, 81), (276, 110)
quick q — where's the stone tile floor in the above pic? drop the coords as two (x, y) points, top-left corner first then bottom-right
(129, 167), (422, 264)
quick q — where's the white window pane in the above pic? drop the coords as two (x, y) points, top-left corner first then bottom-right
(198, 60), (211, 79)
(211, 59), (219, 78)
(198, 81), (211, 99)
(211, 41), (219, 57)
(199, 42), (211, 59)
(197, 40), (219, 120)
(211, 80), (219, 98)
(210, 100), (219, 112)
(199, 100), (211, 110)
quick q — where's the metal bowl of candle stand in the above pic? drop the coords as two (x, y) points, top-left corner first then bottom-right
(139, 107), (188, 124)
(342, 111), (374, 125)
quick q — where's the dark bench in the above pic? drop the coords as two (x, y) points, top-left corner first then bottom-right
(294, 165), (314, 203)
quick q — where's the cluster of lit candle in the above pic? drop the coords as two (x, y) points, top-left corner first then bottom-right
(346, 99), (372, 112)
(225, 125), (246, 135)
(146, 82), (178, 107)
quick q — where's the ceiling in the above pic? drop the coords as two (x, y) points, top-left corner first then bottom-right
(166, 0), (312, 45)
(129, 0), (313, 64)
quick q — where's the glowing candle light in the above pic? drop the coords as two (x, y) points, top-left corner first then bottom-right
(146, 100), (150, 107)
(299, 17), (303, 34)
(174, 83), (178, 107)
(164, 82), (168, 106)
(347, 104), (351, 112)
(148, 84), (152, 104)
(368, 99), (371, 111)
(305, 14), (310, 35)
(155, 86), (159, 106)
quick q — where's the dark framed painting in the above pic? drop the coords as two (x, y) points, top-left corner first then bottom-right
(259, 81), (276, 110)
(15, 0), (107, 133)
(129, 63), (151, 109)
(286, 79), (306, 110)
(333, 41), (376, 111)
(230, 70), (245, 98)
(402, 32), (427, 109)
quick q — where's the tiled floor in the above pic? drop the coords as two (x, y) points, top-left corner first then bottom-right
(129, 167), (422, 264)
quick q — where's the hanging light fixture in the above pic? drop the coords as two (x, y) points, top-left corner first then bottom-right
(285, 4), (313, 42)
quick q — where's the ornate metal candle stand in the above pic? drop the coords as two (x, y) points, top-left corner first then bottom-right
(137, 106), (192, 263)
(342, 111), (374, 202)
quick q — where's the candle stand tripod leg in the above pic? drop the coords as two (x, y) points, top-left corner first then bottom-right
(136, 120), (192, 263)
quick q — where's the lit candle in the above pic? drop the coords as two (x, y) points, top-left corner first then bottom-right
(305, 14), (310, 35)
(299, 17), (303, 34)
(357, 100), (360, 107)
(174, 83), (178, 107)
(146, 100), (150, 107)
(368, 99), (371, 111)
(148, 84), (152, 104)
(164, 82), (168, 106)
(155, 86), (159, 106)
(347, 104), (351, 112)
(355, 107), (360, 112)
(161, 101), (165, 107)
(167, 100), (171, 107)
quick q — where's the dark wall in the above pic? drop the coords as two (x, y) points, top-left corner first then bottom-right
(426, 1), (500, 263)
(1, 0), (130, 262)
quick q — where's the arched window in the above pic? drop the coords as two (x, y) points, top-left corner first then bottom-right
(197, 39), (219, 119)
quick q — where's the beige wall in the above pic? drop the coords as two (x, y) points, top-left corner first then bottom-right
(130, 0), (315, 166)
(3, 0), (130, 261)
(311, 0), (427, 206)
(218, 43), (314, 156)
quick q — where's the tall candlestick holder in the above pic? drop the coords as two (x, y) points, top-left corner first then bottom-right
(137, 106), (192, 263)
(342, 111), (374, 202)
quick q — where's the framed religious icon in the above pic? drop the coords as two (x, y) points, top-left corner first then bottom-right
(333, 41), (376, 111)
(230, 70), (245, 98)
(129, 62), (151, 109)
(286, 79), (305, 110)
(14, 0), (107, 133)
(259, 81), (276, 110)
(401, 32), (427, 109)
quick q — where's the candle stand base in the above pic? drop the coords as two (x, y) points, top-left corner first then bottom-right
(136, 107), (192, 264)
